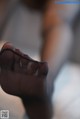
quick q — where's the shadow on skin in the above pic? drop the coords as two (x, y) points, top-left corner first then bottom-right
(0, 43), (52, 119)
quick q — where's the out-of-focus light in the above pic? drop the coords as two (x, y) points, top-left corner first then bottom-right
(55, 0), (80, 4)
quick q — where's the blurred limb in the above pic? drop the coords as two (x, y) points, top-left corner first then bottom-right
(0, 43), (52, 119)
(42, 24), (73, 96)
(0, 0), (20, 39)
(41, 0), (77, 97)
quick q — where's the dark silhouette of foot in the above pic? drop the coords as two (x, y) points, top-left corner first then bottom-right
(0, 43), (48, 98)
(0, 43), (53, 119)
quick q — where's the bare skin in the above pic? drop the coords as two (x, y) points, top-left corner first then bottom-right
(0, 43), (52, 119)
(0, 1), (53, 119)
(0, 0), (79, 119)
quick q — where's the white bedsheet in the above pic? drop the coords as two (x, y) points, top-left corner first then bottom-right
(53, 63), (80, 119)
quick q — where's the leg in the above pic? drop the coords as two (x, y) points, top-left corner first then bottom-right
(41, 0), (79, 118)
(0, 43), (51, 119)
(41, 0), (79, 97)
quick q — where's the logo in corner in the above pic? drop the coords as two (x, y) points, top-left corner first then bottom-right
(0, 110), (9, 119)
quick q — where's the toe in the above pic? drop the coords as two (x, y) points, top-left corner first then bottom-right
(37, 62), (48, 77)
(13, 54), (24, 73)
(0, 50), (14, 70)
(26, 61), (39, 75)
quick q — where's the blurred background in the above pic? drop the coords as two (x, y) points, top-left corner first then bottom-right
(0, 0), (80, 119)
